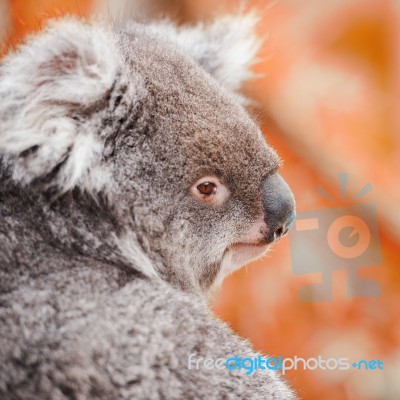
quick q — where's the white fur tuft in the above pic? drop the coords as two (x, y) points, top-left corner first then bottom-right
(0, 19), (120, 192)
(115, 232), (160, 279)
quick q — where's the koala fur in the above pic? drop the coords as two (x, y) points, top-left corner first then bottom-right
(0, 10), (296, 400)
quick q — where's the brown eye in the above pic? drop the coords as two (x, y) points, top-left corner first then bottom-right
(190, 176), (229, 205)
(197, 182), (216, 196)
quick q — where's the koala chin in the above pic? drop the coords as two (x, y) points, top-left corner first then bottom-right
(0, 9), (296, 400)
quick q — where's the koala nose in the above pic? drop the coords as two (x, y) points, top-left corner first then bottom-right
(262, 173), (296, 243)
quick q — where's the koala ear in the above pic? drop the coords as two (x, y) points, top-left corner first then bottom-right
(148, 12), (262, 92)
(0, 19), (119, 191)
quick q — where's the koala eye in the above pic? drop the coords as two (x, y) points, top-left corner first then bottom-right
(190, 176), (229, 206)
(197, 182), (216, 196)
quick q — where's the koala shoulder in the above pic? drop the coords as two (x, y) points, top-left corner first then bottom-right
(0, 276), (294, 399)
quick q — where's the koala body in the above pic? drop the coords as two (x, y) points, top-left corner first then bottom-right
(0, 11), (296, 400)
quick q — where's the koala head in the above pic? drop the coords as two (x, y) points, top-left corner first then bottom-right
(0, 14), (295, 295)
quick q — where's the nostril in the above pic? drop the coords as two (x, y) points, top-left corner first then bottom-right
(273, 213), (296, 242)
(274, 226), (284, 240)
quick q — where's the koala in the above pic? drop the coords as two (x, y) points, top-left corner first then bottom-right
(0, 9), (296, 400)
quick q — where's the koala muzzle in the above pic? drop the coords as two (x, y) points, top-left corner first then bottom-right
(262, 173), (296, 243)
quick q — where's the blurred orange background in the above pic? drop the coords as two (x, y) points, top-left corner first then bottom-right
(2, 1), (399, 399)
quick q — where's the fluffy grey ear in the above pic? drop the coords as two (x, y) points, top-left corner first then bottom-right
(146, 12), (262, 92)
(0, 19), (119, 191)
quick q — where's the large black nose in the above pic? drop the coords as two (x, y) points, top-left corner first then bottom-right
(262, 173), (296, 243)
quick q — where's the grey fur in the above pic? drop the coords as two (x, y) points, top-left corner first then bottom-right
(0, 13), (296, 400)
